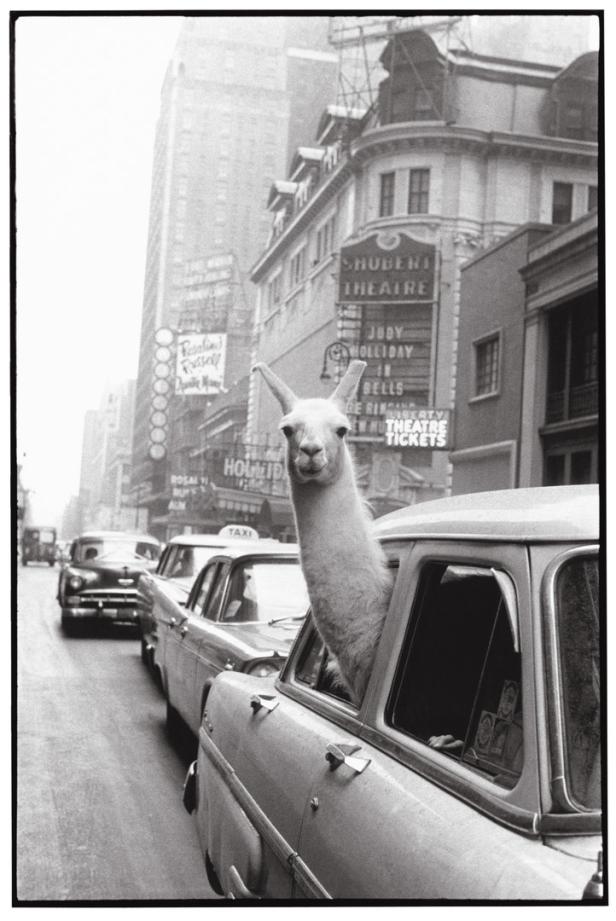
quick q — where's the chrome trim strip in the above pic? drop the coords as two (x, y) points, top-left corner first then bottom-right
(199, 728), (330, 899)
(541, 545), (601, 816)
(359, 724), (539, 836)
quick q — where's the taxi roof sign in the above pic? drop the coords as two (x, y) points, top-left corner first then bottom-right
(219, 524), (259, 540)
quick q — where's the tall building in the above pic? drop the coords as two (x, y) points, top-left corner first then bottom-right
(131, 16), (337, 537)
(248, 23), (598, 515)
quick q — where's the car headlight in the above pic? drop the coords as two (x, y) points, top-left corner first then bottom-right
(66, 568), (98, 590)
(246, 660), (280, 678)
(68, 575), (83, 590)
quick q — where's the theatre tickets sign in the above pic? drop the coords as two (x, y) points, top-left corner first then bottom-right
(338, 231), (436, 304)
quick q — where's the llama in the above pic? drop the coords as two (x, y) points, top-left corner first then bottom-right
(253, 359), (392, 702)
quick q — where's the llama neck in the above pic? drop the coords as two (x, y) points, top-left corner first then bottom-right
(290, 452), (375, 565)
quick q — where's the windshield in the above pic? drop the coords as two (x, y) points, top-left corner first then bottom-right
(555, 553), (600, 810)
(76, 539), (160, 564)
(161, 544), (225, 579)
(220, 560), (309, 624)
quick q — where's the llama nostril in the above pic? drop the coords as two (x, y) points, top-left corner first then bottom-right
(300, 443), (322, 458)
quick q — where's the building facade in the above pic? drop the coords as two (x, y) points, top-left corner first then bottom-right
(131, 17), (337, 537)
(248, 28), (598, 511)
(451, 210), (599, 492)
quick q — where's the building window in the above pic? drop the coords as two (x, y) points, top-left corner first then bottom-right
(588, 185), (598, 211)
(474, 334), (500, 397)
(413, 87), (435, 120)
(563, 102), (584, 139)
(315, 214), (336, 264)
(544, 446), (597, 485)
(552, 182), (573, 225)
(546, 295), (598, 425)
(289, 247), (306, 288)
(267, 273), (282, 309)
(408, 169), (430, 214)
(379, 172), (395, 217)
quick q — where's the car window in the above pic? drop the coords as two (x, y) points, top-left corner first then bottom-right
(294, 625), (354, 705)
(219, 560), (309, 624)
(555, 553), (600, 810)
(76, 538), (159, 563)
(161, 544), (224, 579)
(387, 563), (523, 789)
(191, 563), (220, 617)
(203, 563), (231, 621)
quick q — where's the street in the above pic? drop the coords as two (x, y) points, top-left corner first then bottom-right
(16, 563), (217, 902)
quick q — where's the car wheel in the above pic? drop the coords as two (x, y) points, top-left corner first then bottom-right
(22, 559), (27, 567)
(205, 851), (224, 896)
(49, 561), (55, 567)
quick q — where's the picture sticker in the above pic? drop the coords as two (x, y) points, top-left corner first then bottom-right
(474, 711), (495, 754)
(497, 680), (519, 722)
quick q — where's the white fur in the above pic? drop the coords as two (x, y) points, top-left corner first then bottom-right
(254, 361), (392, 701)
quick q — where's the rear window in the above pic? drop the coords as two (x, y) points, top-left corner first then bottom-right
(555, 553), (600, 810)
(77, 539), (160, 563)
(160, 544), (225, 579)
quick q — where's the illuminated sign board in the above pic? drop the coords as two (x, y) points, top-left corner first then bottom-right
(175, 333), (227, 396)
(384, 409), (452, 450)
(338, 232), (436, 304)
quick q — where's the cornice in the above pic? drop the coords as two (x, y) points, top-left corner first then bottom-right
(251, 123), (598, 284)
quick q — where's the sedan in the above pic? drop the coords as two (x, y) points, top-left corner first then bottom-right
(153, 543), (309, 740)
(57, 531), (161, 635)
(185, 486), (603, 901)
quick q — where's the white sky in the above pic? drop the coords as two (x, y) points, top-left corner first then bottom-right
(13, 5), (604, 529)
(15, 15), (182, 525)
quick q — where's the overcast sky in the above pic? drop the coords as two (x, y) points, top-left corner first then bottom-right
(16, 15), (182, 525)
(13, 8), (604, 529)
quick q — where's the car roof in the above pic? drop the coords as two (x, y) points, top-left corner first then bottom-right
(165, 533), (280, 548)
(76, 530), (160, 543)
(375, 485), (599, 543)
(208, 542), (300, 560)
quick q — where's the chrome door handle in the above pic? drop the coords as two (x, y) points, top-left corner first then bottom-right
(179, 625), (188, 637)
(325, 742), (371, 774)
(250, 694), (278, 713)
(169, 617), (177, 628)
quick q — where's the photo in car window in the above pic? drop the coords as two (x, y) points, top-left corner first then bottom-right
(388, 563), (523, 788)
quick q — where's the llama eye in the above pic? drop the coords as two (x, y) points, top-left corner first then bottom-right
(336, 426), (348, 438)
(281, 425), (294, 438)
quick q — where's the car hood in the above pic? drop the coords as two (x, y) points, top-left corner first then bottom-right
(223, 619), (304, 657)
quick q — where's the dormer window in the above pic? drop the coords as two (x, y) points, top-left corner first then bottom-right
(413, 88), (436, 121)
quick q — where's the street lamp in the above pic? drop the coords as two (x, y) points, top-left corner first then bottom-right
(320, 341), (351, 382)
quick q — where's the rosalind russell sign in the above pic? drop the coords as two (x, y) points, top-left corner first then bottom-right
(337, 232), (435, 304)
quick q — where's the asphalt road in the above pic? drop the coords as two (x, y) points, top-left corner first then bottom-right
(16, 563), (218, 903)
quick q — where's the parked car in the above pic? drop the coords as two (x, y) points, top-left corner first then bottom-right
(57, 531), (161, 635)
(185, 486), (602, 901)
(138, 530), (272, 677)
(149, 542), (309, 739)
(21, 526), (57, 566)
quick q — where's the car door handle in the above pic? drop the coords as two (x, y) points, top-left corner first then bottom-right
(325, 742), (371, 774)
(179, 625), (188, 637)
(250, 694), (278, 713)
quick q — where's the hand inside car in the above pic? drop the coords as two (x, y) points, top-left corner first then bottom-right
(428, 734), (464, 751)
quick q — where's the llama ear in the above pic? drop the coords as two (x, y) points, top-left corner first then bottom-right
(330, 360), (367, 410)
(253, 362), (298, 413)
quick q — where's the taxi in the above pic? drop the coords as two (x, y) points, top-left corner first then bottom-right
(148, 542), (309, 740)
(185, 486), (603, 901)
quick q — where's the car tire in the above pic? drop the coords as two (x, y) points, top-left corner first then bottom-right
(49, 561), (55, 567)
(22, 559), (27, 567)
(205, 851), (224, 896)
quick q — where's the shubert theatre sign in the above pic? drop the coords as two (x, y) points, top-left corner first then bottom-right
(338, 232), (435, 304)
(337, 232), (437, 439)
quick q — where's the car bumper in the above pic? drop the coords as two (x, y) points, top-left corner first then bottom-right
(62, 604), (141, 624)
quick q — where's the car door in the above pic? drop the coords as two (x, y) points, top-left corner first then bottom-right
(293, 541), (585, 900)
(168, 561), (225, 731)
(202, 643), (357, 900)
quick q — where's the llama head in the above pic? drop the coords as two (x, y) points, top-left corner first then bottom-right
(253, 360), (366, 485)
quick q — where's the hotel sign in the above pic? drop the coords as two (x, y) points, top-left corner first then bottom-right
(338, 232), (436, 304)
